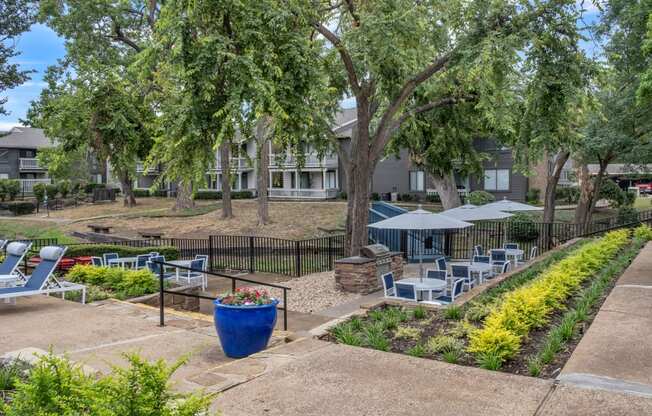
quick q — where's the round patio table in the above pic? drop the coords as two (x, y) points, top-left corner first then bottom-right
(166, 259), (193, 280)
(396, 277), (446, 301)
(450, 261), (493, 283)
(505, 249), (524, 265)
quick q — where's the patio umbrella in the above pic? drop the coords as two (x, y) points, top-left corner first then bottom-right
(483, 197), (543, 212)
(441, 204), (514, 221)
(369, 206), (473, 280)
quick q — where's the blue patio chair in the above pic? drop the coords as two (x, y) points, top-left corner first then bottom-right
(451, 264), (474, 290)
(0, 246), (87, 304)
(425, 269), (447, 299)
(135, 254), (151, 270)
(0, 241), (31, 281)
(147, 256), (174, 280)
(395, 282), (418, 302)
(103, 252), (119, 267)
(490, 249), (508, 274)
(149, 251), (159, 257)
(501, 262), (511, 274)
(434, 278), (465, 304)
(472, 255), (490, 264)
(90, 256), (103, 267)
(504, 242), (519, 250)
(472, 255), (493, 280)
(435, 256), (447, 273)
(195, 254), (209, 271)
(382, 272), (395, 297)
(473, 245), (484, 256)
(179, 258), (207, 290)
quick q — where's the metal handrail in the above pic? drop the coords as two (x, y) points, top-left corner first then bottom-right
(151, 259), (290, 330)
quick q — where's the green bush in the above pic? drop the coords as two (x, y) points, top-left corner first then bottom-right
(194, 190), (222, 200)
(526, 188), (540, 204)
(45, 184), (59, 199)
(0, 181), (7, 201)
(400, 193), (413, 202)
(555, 186), (580, 204)
(4, 179), (20, 201)
(337, 191), (347, 200)
(33, 183), (46, 204)
(467, 190), (495, 205)
(232, 190), (253, 199)
(84, 183), (105, 194)
(598, 180), (634, 207)
(507, 212), (540, 242)
(58, 180), (71, 198)
(426, 193), (441, 203)
(150, 189), (168, 197)
(371, 192), (380, 201)
(1, 353), (210, 415)
(616, 206), (639, 225)
(133, 189), (151, 197)
(65, 244), (179, 259)
(66, 265), (158, 299)
(3, 201), (36, 216)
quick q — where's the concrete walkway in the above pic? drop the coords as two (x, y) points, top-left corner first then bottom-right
(559, 241), (652, 398)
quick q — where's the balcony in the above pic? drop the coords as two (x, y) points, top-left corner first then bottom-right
(269, 153), (338, 169)
(210, 157), (251, 172)
(19, 178), (52, 194)
(19, 158), (45, 171)
(268, 188), (338, 199)
(136, 162), (160, 174)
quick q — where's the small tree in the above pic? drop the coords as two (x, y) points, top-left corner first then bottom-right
(33, 183), (46, 205)
(5, 179), (20, 201)
(467, 191), (495, 206)
(45, 184), (58, 200)
(0, 179), (7, 201)
(58, 180), (71, 199)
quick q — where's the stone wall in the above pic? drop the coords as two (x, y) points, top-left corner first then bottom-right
(335, 253), (404, 295)
(131, 285), (200, 312)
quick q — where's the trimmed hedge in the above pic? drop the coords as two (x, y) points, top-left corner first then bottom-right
(66, 265), (158, 299)
(467, 229), (630, 364)
(133, 189), (151, 197)
(2, 201), (36, 215)
(194, 190), (254, 200)
(65, 244), (179, 260)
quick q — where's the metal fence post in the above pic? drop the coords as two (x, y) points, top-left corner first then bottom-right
(208, 236), (214, 272)
(249, 236), (255, 274)
(328, 236), (333, 268)
(295, 240), (301, 277)
(159, 264), (165, 327)
(283, 289), (288, 331)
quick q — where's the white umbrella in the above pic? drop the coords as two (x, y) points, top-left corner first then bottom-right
(369, 206), (473, 280)
(441, 204), (514, 221)
(484, 197), (543, 212)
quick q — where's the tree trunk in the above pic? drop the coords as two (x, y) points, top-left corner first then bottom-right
(430, 171), (461, 210)
(574, 159), (608, 232)
(348, 106), (372, 256)
(256, 118), (271, 226)
(219, 140), (233, 219)
(174, 180), (194, 211)
(542, 151), (570, 224)
(118, 170), (137, 207)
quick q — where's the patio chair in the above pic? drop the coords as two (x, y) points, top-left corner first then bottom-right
(433, 278), (465, 304)
(135, 254), (151, 270)
(472, 255), (493, 280)
(451, 264), (474, 289)
(149, 252), (159, 257)
(178, 258), (207, 290)
(473, 245), (484, 256)
(147, 256), (175, 280)
(504, 242), (519, 250)
(195, 254), (209, 270)
(530, 246), (538, 259)
(103, 252), (119, 267)
(90, 256), (103, 267)
(0, 242), (31, 281)
(395, 282), (418, 302)
(425, 269), (447, 298)
(0, 239), (7, 250)
(0, 246), (87, 304)
(490, 250), (508, 274)
(500, 262), (511, 274)
(382, 272), (395, 297)
(435, 256), (447, 273)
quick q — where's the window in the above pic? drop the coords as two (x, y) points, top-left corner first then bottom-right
(484, 169), (510, 191)
(272, 172), (283, 188)
(325, 171), (337, 189)
(409, 171), (425, 192)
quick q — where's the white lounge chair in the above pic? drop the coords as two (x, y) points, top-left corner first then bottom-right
(0, 241), (31, 282)
(0, 246), (87, 304)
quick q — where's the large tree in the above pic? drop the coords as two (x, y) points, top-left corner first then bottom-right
(0, 0), (35, 115)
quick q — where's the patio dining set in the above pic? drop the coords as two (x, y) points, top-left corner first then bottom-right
(93, 252), (209, 290)
(382, 242), (538, 305)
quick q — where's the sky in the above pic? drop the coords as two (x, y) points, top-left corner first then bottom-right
(0, 2), (601, 132)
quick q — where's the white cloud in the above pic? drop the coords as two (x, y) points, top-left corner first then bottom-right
(0, 121), (23, 132)
(19, 81), (48, 88)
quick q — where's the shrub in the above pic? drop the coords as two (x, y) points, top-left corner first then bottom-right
(634, 224), (652, 241)
(45, 184), (58, 199)
(331, 321), (363, 346)
(371, 192), (380, 201)
(467, 191), (495, 206)
(555, 186), (580, 204)
(444, 305), (462, 320)
(400, 193), (413, 202)
(507, 212), (540, 242)
(467, 230), (629, 365)
(65, 244), (179, 259)
(412, 305), (428, 320)
(464, 302), (492, 323)
(84, 183), (105, 194)
(0, 180), (7, 201)
(394, 326), (422, 341)
(194, 190), (222, 200)
(337, 191), (347, 200)
(33, 183), (46, 204)
(426, 335), (463, 354)
(1, 353), (210, 415)
(599, 179), (633, 207)
(363, 323), (390, 351)
(407, 344), (427, 358)
(426, 193), (441, 203)
(150, 189), (168, 197)
(66, 265), (157, 299)
(4, 201), (36, 216)
(526, 188), (540, 204)
(58, 180), (71, 198)
(4, 179), (20, 201)
(133, 189), (151, 197)
(232, 190), (254, 199)
(616, 206), (639, 225)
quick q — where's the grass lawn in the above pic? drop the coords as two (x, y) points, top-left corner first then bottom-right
(0, 220), (80, 244)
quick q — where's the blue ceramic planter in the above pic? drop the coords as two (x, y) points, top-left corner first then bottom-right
(213, 299), (279, 358)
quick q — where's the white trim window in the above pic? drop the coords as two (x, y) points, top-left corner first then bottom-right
(409, 170), (425, 192)
(484, 169), (510, 191)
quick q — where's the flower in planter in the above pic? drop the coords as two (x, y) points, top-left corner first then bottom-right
(219, 287), (275, 306)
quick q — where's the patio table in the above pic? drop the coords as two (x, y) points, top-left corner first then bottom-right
(396, 277), (446, 301)
(505, 249), (524, 266)
(0, 274), (18, 305)
(450, 261), (493, 284)
(107, 256), (138, 269)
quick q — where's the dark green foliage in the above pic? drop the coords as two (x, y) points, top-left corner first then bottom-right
(33, 183), (46, 203)
(617, 207), (639, 225)
(476, 351), (503, 371)
(194, 190), (253, 200)
(133, 189), (151, 198)
(407, 344), (427, 358)
(555, 186), (580, 204)
(426, 193), (441, 203)
(444, 305), (462, 320)
(3, 201), (36, 216)
(467, 191), (495, 206)
(507, 212), (540, 242)
(58, 180), (71, 198)
(64, 244), (179, 259)
(84, 183), (105, 194)
(1, 179), (21, 201)
(371, 193), (380, 201)
(412, 305), (428, 320)
(45, 184), (58, 199)
(599, 180), (634, 208)
(526, 188), (540, 204)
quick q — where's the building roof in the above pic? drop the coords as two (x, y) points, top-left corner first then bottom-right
(333, 107), (357, 138)
(587, 163), (652, 176)
(0, 127), (53, 149)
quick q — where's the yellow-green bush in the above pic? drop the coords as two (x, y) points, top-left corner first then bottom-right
(634, 224), (652, 241)
(468, 230), (630, 364)
(66, 265), (157, 299)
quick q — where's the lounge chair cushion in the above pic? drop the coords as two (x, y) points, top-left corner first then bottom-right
(39, 246), (65, 261)
(6, 242), (28, 256)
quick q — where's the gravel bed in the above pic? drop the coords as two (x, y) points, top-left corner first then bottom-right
(252, 271), (361, 314)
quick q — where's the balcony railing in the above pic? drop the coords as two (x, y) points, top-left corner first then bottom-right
(20, 178), (52, 194)
(268, 188), (338, 199)
(19, 158), (45, 171)
(269, 153), (338, 169)
(136, 162), (160, 174)
(211, 157), (251, 171)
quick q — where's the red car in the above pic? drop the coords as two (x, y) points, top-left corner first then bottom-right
(635, 181), (652, 195)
